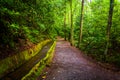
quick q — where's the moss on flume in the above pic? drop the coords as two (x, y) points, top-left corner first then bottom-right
(22, 41), (56, 80)
(0, 40), (50, 78)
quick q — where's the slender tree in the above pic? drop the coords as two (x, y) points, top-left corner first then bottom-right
(104, 0), (114, 55)
(64, 1), (67, 41)
(78, 0), (84, 48)
(70, 0), (74, 46)
(68, 12), (71, 41)
(64, 12), (67, 40)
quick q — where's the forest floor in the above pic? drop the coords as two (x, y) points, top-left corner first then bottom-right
(37, 38), (120, 80)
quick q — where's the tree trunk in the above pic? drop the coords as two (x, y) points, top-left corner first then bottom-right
(78, 0), (84, 48)
(68, 12), (70, 41)
(64, 2), (67, 41)
(64, 12), (67, 40)
(70, 0), (74, 46)
(104, 0), (114, 55)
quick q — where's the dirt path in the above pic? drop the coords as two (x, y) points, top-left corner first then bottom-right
(38, 38), (120, 80)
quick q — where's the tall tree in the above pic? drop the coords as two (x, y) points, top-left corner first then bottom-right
(70, 0), (74, 46)
(64, 1), (67, 41)
(78, 0), (84, 48)
(104, 0), (114, 55)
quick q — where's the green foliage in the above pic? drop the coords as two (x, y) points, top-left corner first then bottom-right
(0, 0), (120, 67)
(0, 0), (65, 49)
(73, 0), (120, 67)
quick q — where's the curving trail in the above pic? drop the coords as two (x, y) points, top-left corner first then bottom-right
(38, 38), (120, 80)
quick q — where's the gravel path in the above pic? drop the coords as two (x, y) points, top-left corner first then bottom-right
(38, 38), (120, 80)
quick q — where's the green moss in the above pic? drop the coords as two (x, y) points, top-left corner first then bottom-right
(21, 60), (46, 80)
(0, 58), (11, 78)
(44, 41), (56, 65)
(22, 41), (56, 80)
(23, 40), (50, 61)
(0, 40), (51, 78)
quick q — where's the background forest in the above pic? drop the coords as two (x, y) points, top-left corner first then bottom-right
(0, 0), (120, 68)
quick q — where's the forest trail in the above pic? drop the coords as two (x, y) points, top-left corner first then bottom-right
(38, 38), (120, 80)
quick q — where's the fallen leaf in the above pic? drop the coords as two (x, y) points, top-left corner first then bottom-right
(42, 75), (46, 79)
